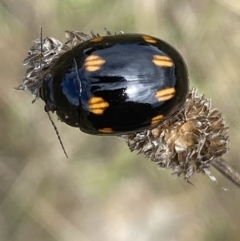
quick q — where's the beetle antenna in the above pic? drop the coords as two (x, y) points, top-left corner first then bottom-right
(39, 27), (68, 158)
(47, 112), (69, 158)
(40, 26), (43, 68)
(38, 26), (44, 93)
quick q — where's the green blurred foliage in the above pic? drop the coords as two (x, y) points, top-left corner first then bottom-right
(1, 0), (240, 240)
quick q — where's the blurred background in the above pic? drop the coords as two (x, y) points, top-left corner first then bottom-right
(1, 0), (240, 240)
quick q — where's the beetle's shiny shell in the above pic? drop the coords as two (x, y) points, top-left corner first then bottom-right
(40, 34), (189, 135)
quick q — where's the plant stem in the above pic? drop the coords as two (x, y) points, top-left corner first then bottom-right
(212, 158), (240, 188)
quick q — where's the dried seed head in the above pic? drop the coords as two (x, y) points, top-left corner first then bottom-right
(16, 36), (68, 100)
(121, 89), (229, 181)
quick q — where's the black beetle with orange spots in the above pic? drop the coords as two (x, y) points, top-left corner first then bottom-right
(40, 34), (189, 135)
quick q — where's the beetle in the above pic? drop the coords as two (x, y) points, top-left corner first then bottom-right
(40, 33), (189, 135)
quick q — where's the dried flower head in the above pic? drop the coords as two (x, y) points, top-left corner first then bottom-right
(121, 89), (229, 181)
